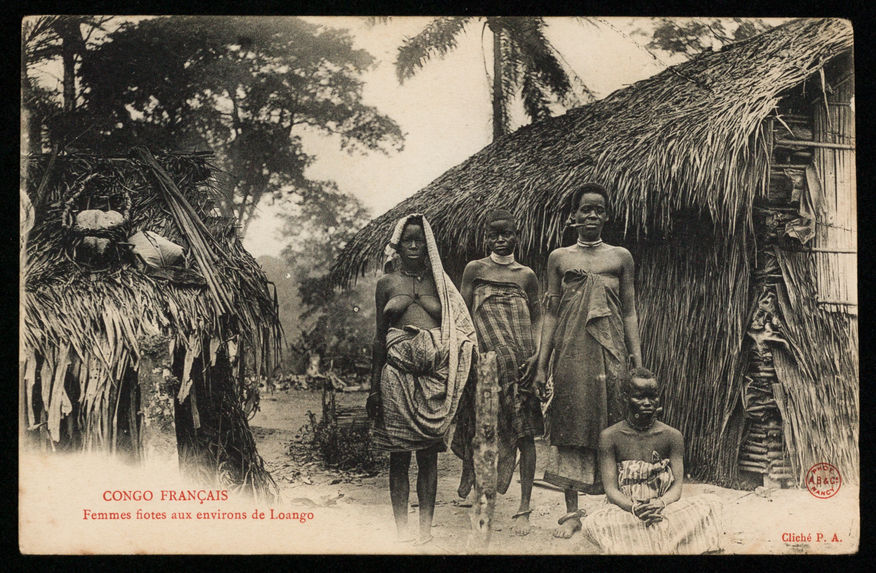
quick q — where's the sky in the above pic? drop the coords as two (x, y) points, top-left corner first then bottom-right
(242, 17), (683, 258)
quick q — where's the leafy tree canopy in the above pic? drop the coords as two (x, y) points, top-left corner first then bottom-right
(278, 180), (375, 372)
(635, 18), (771, 59)
(77, 16), (404, 231)
(394, 17), (586, 139)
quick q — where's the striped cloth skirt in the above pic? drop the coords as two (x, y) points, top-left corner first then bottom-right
(582, 457), (723, 554)
(372, 327), (454, 452)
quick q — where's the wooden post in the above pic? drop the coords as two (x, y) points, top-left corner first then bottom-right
(137, 335), (178, 468)
(468, 351), (498, 553)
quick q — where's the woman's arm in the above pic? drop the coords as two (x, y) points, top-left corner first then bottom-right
(532, 251), (561, 399)
(619, 248), (643, 368)
(660, 428), (685, 506)
(367, 276), (390, 418)
(520, 269), (542, 383)
(525, 268), (542, 343)
(460, 261), (477, 311)
(599, 429), (634, 512)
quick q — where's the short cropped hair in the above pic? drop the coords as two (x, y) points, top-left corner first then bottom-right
(621, 367), (659, 394)
(484, 208), (516, 227)
(572, 182), (610, 211)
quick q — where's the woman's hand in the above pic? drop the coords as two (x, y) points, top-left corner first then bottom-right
(519, 353), (539, 384)
(531, 366), (550, 402)
(366, 392), (381, 421)
(632, 499), (665, 526)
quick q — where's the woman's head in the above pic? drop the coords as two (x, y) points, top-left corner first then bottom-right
(396, 215), (427, 269)
(484, 209), (517, 256)
(622, 367), (662, 425)
(570, 183), (609, 240)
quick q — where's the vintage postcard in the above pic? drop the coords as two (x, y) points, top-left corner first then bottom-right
(20, 16), (858, 554)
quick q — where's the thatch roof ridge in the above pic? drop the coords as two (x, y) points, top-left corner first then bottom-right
(25, 152), (280, 335)
(333, 18), (852, 286)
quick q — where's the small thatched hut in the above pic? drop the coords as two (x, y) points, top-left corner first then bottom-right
(21, 147), (281, 496)
(333, 18), (857, 488)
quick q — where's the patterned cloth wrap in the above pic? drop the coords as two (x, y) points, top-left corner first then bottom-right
(582, 451), (724, 554)
(543, 269), (628, 491)
(372, 214), (477, 452)
(452, 279), (544, 496)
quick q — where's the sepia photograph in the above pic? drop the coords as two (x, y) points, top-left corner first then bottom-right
(19, 15), (858, 555)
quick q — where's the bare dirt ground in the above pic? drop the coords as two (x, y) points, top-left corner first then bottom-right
(249, 388), (859, 555)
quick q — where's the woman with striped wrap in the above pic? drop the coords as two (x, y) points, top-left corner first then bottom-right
(368, 214), (477, 545)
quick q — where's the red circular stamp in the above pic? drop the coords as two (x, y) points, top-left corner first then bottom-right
(806, 463), (842, 499)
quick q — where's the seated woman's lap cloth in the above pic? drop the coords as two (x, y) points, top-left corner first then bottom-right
(582, 454), (723, 554)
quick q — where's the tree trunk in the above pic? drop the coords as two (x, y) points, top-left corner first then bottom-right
(491, 26), (507, 141)
(137, 335), (179, 468)
(58, 18), (81, 113)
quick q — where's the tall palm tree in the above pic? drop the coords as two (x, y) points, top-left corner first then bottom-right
(395, 17), (586, 140)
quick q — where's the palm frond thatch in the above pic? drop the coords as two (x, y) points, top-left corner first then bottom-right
(772, 249), (858, 485)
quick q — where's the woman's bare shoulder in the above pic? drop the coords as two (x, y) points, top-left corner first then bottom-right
(376, 272), (397, 290)
(599, 420), (627, 444)
(607, 244), (633, 260)
(519, 264), (538, 281)
(548, 245), (575, 262)
(463, 257), (491, 275)
(652, 421), (683, 443)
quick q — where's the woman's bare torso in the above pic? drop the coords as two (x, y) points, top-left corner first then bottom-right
(382, 271), (441, 329)
(553, 244), (625, 293)
(610, 421), (674, 462)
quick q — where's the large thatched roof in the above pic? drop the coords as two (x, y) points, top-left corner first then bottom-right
(333, 18), (853, 285)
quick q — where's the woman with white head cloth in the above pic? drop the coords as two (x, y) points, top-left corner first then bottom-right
(368, 213), (477, 545)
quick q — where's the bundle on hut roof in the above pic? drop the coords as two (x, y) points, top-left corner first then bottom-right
(333, 18), (857, 487)
(22, 148), (282, 498)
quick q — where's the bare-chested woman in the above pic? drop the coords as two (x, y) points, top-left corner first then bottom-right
(368, 214), (476, 545)
(451, 209), (543, 535)
(531, 182), (643, 538)
(581, 368), (723, 554)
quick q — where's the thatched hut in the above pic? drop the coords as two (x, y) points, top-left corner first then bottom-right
(21, 147), (281, 496)
(333, 18), (857, 488)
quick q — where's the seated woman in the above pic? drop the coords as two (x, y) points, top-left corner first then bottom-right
(368, 213), (477, 545)
(581, 368), (723, 554)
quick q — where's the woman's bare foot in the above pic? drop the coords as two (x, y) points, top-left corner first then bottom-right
(552, 517), (581, 538)
(553, 510), (585, 538)
(454, 490), (475, 508)
(413, 534), (433, 546)
(396, 525), (414, 543)
(511, 511), (532, 536)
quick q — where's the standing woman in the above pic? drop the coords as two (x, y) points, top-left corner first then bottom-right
(531, 183), (643, 539)
(368, 214), (477, 545)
